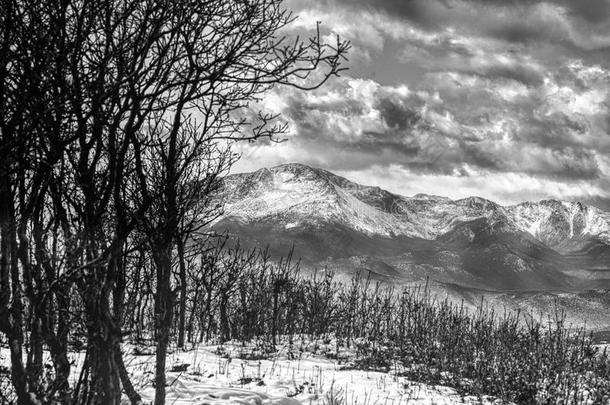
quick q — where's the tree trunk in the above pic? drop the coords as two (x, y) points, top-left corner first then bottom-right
(116, 346), (143, 405)
(153, 248), (173, 405)
(186, 282), (200, 344)
(48, 343), (71, 404)
(219, 292), (230, 343)
(87, 333), (122, 405)
(79, 284), (122, 405)
(177, 238), (187, 349)
(26, 320), (44, 395)
(8, 335), (34, 405)
(0, 179), (34, 405)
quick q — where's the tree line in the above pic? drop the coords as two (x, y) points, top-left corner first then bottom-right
(131, 239), (609, 404)
(0, 0), (348, 404)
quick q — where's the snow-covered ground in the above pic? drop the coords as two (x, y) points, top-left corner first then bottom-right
(118, 341), (501, 405)
(1, 341), (503, 405)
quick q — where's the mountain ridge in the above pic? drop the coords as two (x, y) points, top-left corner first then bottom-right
(212, 163), (610, 295)
(219, 163), (610, 248)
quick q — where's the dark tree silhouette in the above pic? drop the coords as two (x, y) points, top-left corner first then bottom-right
(0, 0), (348, 404)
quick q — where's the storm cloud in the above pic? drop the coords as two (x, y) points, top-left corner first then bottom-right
(235, 0), (610, 210)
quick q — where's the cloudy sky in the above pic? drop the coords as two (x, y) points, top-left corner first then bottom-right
(233, 0), (610, 210)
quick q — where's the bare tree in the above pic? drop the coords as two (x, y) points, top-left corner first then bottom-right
(1, 0), (347, 404)
(126, 2), (349, 403)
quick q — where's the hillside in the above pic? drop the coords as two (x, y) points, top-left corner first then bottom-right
(212, 163), (610, 329)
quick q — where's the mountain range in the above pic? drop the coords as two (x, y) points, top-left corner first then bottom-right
(212, 163), (610, 330)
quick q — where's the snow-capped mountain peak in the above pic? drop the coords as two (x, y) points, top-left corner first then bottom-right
(217, 163), (610, 247)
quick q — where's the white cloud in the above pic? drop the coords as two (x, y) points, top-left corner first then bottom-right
(334, 165), (609, 207)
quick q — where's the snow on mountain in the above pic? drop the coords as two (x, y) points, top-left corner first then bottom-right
(217, 163), (610, 247)
(508, 200), (610, 246)
(219, 163), (422, 237)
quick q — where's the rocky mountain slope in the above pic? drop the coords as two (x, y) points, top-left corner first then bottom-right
(213, 163), (610, 293)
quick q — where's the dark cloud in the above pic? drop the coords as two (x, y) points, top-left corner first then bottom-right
(263, 62), (610, 183)
(515, 112), (589, 149)
(485, 20), (563, 47)
(327, 0), (449, 29)
(334, 0), (610, 26)
(465, 63), (545, 87)
(564, 0), (610, 23)
(494, 0), (610, 24)
(283, 98), (424, 158)
(319, 0), (610, 51)
(395, 30), (547, 88)
(237, 0), (610, 209)
(375, 97), (422, 130)
(457, 0), (610, 22)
